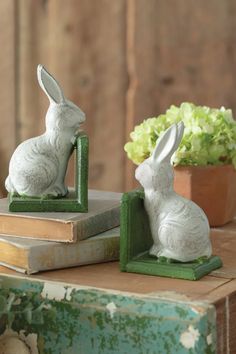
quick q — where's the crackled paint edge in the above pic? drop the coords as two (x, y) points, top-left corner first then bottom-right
(0, 328), (38, 354)
(0, 274), (218, 354)
(106, 302), (117, 318)
(41, 282), (67, 301)
(180, 325), (200, 349)
(41, 282), (76, 302)
(65, 287), (74, 301)
(207, 333), (213, 345)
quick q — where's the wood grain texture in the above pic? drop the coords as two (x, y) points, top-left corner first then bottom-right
(17, 0), (127, 191)
(0, 262), (228, 299)
(211, 230), (236, 279)
(0, 0), (16, 197)
(200, 280), (236, 354)
(125, 0), (236, 190)
(3, 216), (236, 352)
(18, 0), (49, 141)
(2, 1), (236, 193)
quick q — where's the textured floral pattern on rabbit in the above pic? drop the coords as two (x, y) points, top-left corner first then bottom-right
(148, 194), (211, 262)
(135, 122), (212, 263)
(5, 65), (86, 197)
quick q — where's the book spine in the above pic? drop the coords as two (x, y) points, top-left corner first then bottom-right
(0, 206), (120, 243)
(76, 207), (120, 240)
(26, 235), (120, 273)
(0, 215), (73, 242)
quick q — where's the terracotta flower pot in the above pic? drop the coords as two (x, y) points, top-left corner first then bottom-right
(174, 165), (236, 227)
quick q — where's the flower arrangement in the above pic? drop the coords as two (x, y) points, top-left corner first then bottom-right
(124, 102), (236, 167)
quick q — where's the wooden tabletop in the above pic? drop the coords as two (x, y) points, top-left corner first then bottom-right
(0, 224), (236, 353)
(0, 225), (235, 302)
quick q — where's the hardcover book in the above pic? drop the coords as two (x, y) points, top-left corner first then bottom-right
(0, 190), (121, 242)
(0, 227), (120, 274)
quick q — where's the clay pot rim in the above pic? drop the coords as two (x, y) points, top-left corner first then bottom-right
(174, 164), (235, 172)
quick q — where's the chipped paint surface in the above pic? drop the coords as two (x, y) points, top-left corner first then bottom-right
(65, 287), (73, 301)
(41, 282), (67, 300)
(0, 336), (30, 354)
(41, 282), (76, 302)
(207, 333), (213, 345)
(106, 302), (117, 318)
(0, 274), (217, 354)
(0, 328), (38, 354)
(20, 331), (38, 354)
(180, 325), (200, 349)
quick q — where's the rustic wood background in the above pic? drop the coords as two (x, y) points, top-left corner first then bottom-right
(1, 0), (236, 196)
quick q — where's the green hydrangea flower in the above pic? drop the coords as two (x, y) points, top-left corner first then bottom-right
(124, 102), (236, 167)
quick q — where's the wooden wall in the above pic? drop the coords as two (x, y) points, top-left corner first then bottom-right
(1, 0), (236, 195)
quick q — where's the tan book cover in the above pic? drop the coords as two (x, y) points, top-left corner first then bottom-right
(0, 227), (120, 274)
(0, 190), (121, 242)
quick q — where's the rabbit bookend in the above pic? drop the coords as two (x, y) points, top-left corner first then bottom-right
(5, 65), (88, 212)
(120, 122), (222, 280)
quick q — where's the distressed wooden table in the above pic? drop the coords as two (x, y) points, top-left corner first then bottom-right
(0, 224), (235, 353)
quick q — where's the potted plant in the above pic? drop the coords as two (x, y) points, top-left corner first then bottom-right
(124, 102), (236, 226)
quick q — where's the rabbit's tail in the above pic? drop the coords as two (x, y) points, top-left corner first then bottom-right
(5, 176), (15, 193)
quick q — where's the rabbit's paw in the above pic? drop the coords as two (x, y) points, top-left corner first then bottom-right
(46, 184), (68, 198)
(196, 256), (210, 264)
(157, 256), (174, 264)
(158, 249), (176, 260)
(149, 244), (161, 258)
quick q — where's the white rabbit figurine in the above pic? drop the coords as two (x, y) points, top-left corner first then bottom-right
(5, 65), (86, 197)
(135, 122), (212, 262)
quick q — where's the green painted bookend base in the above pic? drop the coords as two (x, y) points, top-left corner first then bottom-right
(120, 189), (223, 280)
(8, 133), (88, 212)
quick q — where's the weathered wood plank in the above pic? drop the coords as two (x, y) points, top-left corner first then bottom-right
(0, 276), (217, 354)
(199, 280), (236, 354)
(0, 262), (226, 299)
(0, 0), (16, 197)
(18, 0), (127, 191)
(17, 0), (49, 141)
(210, 230), (236, 279)
(3, 0), (236, 194)
(4, 212), (236, 353)
(125, 0), (236, 190)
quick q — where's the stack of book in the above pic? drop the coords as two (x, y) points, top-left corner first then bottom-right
(0, 190), (121, 274)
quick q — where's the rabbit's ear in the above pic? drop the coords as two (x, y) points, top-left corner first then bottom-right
(37, 65), (65, 104)
(151, 123), (179, 163)
(173, 121), (185, 152)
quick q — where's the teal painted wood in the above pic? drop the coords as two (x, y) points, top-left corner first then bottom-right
(8, 133), (88, 212)
(0, 274), (216, 354)
(120, 189), (222, 280)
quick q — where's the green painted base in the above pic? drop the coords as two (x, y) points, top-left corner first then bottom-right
(8, 190), (87, 212)
(8, 133), (88, 212)
(120, 189), (223, 280)
(125, 252), (222, 280)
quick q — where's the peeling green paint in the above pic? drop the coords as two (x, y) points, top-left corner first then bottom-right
(0, 274), (216, 353)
